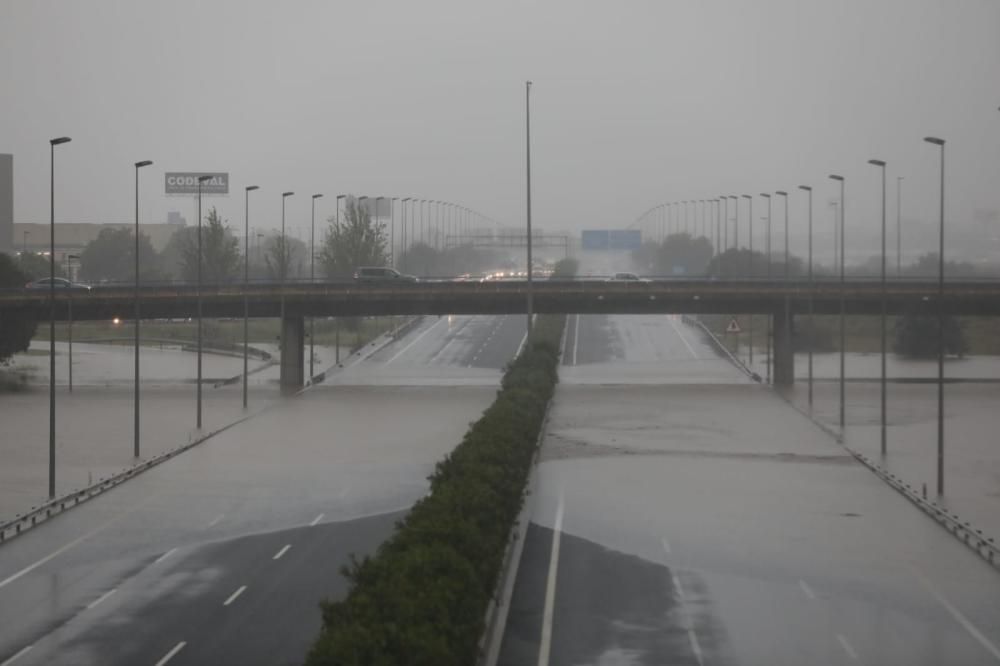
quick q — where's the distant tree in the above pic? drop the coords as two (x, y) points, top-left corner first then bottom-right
(78, 227), (162, 283)
(707, 247), (804, 279)
(903, 253), (978, 279)
(0, 253), (37, 364)
(16, 252), (64, 281)
(263, 234), (308, 280)
(163, 208), (240, 283)
(647, 233), (714, 276)
(398, 242), (437, 276)
(320, 198), (388, 278)
(894, 312), (966, 358)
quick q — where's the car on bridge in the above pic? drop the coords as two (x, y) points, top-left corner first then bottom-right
(353, 267), (418, 283)
(607, 272), (649, 282)
(25, 277), (92, 291)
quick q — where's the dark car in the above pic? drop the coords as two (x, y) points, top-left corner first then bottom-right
(25, 277), (91, 291)
(353, 267), (418, 283)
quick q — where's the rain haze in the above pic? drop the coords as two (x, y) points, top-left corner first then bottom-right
(2, 0), (999, 261)
(3, 2), (1000, 666)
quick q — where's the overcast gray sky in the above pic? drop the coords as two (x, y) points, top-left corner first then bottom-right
(2, 0), (998, 263)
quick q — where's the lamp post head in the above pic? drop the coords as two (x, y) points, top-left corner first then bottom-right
(760, 193), (770, 198)
(828, 174), (844, 182)
(798, 185), (812, 192)
(135, 160), (153, 169)
(923, 137), (945, 146)
(868, 159), (886, 167)
(336, 194), (346, 201)
(312, 193), (323, 200)
(741, 194), (751, 199)
(50, 137), (71, 146)
(402, 197), (412, 202)
(198, 175), (213, 183)
(775, 191), (788, 197)
(282, 191), (294, 198)
(246, 185), (259, 192)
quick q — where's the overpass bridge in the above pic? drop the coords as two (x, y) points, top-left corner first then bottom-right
(3, 278), (998, 387)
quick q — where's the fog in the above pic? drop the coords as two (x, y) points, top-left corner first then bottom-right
(2, 0), (998, 262)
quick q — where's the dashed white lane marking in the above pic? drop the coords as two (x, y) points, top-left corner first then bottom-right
(515, 331), (528, 358)
(668, 316), (699, 359)
(1, 645), (33, 666)
(660, 536), (671, 555)
(688, 629), (705, 666)
(671, 573), (685, 600)
(223, 585), (247, 606)
(154, 548), (177, 565)
(154, 641), (186, 666)
(273, 545), (291, 560)
(309, 513), (324, 527)
(909, 565), (1000, 660)
(386, 317), (443, 364)
(206, 514), (225, 528)
(572, 314), (580, 366)
(87, 588), (116, 610)
(537, 492), (565, 666)
(837, 634), (859, 661)
(798, 579), (816, 600)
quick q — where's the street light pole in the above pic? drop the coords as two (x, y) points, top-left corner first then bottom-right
(133, 159), (153, 458)
(924, 136), (946, 495)
(776, 190), (790, 389)
(196, 174), (211, 430)
(526, 80), (534, 335)
(742, 194), (754, 368)
(280, 191), (294, 334)
(869, 159), (888, 458)
(896, 176), (904, 276)
(243, 185), (259, 409)
(48, 136), (70, 499)
(760, 193), (772, 384)
(310, 193), (323, 381)
(799, 186), (814, 409)
(829, 174), (846, 433)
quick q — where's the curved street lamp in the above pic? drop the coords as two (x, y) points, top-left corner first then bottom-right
(133, 159), (153, 458)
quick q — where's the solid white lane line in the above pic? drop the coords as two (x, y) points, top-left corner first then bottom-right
(668, 316), (699, 359)
(515, 331), (528, 359)
(572, 314), (580, 366)
(223, 585), (247, 606)
(671, 573), (686, 600)
(660, 536), (671, 555)
(155, 641), (186, 666)
(206, 514), (225, 528)
(309, 513), (325, 527)
(688, 628), (705, 666)
(537, 493), (565, 666)
(836, 634), (859, 661)
(559, 315), (570, 360)
(1, 645), (33, 666)
(87, 588), (116, 610)
(386, 317), (444, 364)
(910, 566), (1000, 660)
(154, 548), (177, 564)
(273, 545), (291, 560)
(798, 579), (816, 600)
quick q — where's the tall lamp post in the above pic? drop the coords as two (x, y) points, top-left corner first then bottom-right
(760, 193), (772, 384)
(280, 191), (295, 330)
(310, 193), (323, 380)
(195, 174), (212, 429)
(896, 176), (904, 276)
(798, 186), (814, 409)
(526, 79), (534, 335)
(133, 159), (153, 457)
(776, 190), (790, 388)
(66, 253), (79, 393)
(243, 185), (259, 409)
(869, 159), (888, 457)
(741, 194), (754, 368)
(48, 136), (70, 499)
(334, 194), (346, 364)
(829, 174), (846, 432)
(924, 136), (946, 495)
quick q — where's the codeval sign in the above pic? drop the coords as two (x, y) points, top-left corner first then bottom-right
(164, 172), (229, 196)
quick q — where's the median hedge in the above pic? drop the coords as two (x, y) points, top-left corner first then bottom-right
(306, 313), (565, 666)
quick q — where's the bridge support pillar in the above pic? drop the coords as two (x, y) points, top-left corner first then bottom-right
(772, 304), (794, 387)
(280, 315), (305, 391)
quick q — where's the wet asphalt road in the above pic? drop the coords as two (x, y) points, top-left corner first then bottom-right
(498, 314), (1000, 666)
(0, 314), (525, 666)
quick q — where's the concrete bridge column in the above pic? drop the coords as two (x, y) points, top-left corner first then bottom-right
(773, 304), (794, 386)
(280, 315), (305, 391)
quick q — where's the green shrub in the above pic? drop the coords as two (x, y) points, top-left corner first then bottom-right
(306, 313), (565, 666)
